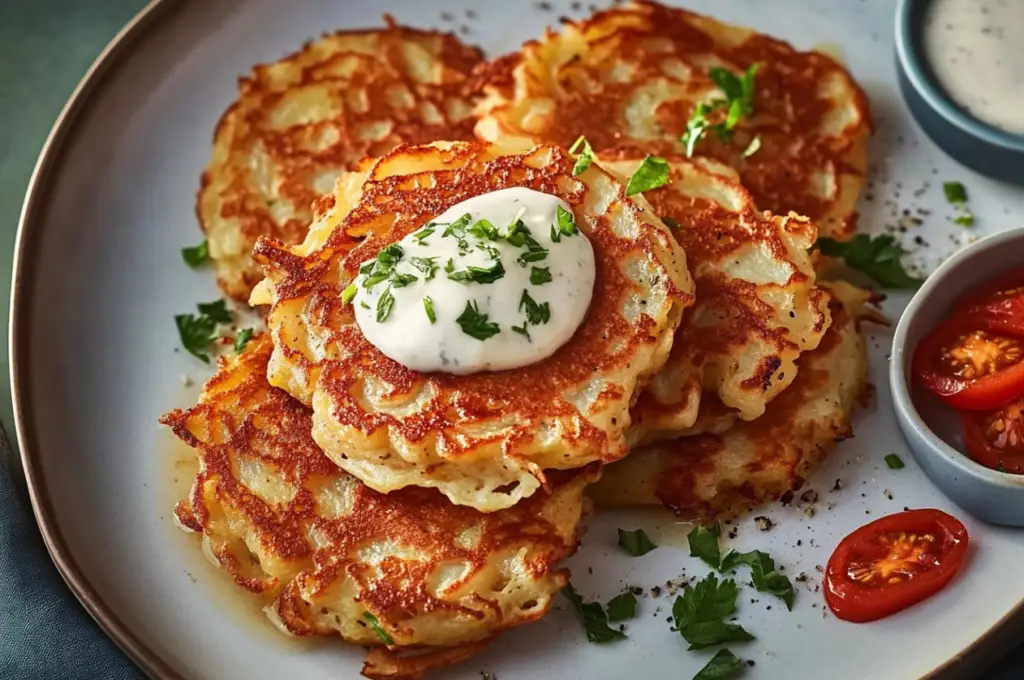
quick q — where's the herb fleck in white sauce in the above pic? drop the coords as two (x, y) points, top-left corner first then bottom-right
(350, 187), (595, 374)
(923, 0), (1024, 134)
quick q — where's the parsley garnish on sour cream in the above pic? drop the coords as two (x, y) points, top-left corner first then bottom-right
(343, 188), (595, 374)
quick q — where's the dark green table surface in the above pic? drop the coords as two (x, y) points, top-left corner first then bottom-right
(0, 1), (1021, 678)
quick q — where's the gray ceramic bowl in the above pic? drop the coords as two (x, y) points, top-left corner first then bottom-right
(895, 0), (1024, 185)
(891, 228), (1024, 526)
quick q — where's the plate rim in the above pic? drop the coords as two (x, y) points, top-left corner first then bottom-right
(8, 0), (184, 678)
(5, 1), (1022, 678)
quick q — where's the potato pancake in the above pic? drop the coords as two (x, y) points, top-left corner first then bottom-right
(601, 157), (830, 445)
(474, 0), (872, 238)
(161, 336), (598, 680)
(250, 140), (693, 512)
(198, 20), (483, 300)
(590, 281), (873, 521)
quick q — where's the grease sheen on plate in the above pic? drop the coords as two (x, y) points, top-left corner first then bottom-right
(12, 1), (1024, 680)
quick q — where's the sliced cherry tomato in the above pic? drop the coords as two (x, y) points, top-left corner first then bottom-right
(913, 312), (1024, 410)
(962, 395), (1024, 473)
(824, 509), (969, 623)
(957, 267), (1024, 313)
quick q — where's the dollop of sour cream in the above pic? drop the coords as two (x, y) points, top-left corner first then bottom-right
(347, 187), (596, 374)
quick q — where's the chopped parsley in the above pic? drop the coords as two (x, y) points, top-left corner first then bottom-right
(625, 155), (670, 196)
(693, 649), (745, 680)
(617, 528), (657, 556)
(175, 313), (218, 363)
(233, 328), (254, 352)
(376, 243), (404, 266)
(409, 256), (439, 280)
(196, 299), (232, 324)
(443, 213), (473, 239)
(504, 218), (530, 247)
(341, 283), (358, 305)
(447, 258), (506, 284)
(363, 612), (394, 646)
(885, 453), (906, 470)
(720, 550), (795, 610)
(672, 574), (755, 650)
(520, 290), (551, 325)
(562, 583), (627, 643)
(181, 240), (209, 268)
(423, 296), (436, 324)
(606, 591), (638, 622)
(816, 235), (925, 289)
(687, 523), (723, 569)
(662, 215), (682, 230)
(517, 249), (548, 266)
(943, 181), (975, 227)
(681, 64), (760, 157)
(468, 218), (500, 241)
(943, 181), (968, 204)
(456, 300), (501, 340)
(556, 204), (579, 236)
(530, 267), (553, 285)
(376, 287), (395, 322)
(569, 135), (596, 176)
(412, 224), (435, 245)
(390, 272), (418, 288)
(511, 323), (531, 340)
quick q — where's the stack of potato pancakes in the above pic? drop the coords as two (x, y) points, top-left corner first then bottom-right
(162, 3), (876, 677)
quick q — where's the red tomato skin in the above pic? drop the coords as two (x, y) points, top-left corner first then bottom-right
(961, 408), (1024, 474)
(913, 313), (1024, 411)
(824, 509), (969, 623)
(957, 268), (1024, 313)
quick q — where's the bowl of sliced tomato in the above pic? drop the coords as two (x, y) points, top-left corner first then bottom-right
(891, 228), (1024, 526)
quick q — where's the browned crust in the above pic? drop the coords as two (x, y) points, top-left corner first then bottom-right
(475, 0), (873, 238)
(254, 142), (691, 494)
(197, 21), (486, 300)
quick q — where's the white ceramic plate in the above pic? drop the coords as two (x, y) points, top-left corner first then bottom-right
(12, 1), (1024, 678)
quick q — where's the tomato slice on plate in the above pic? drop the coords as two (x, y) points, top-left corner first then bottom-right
(962, 395), (1024, 473)
(824, 509), (969, 623)
(913, 312), (1024, 410)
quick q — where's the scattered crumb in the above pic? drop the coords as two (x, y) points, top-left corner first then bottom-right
(831, 478), (844, 492)
(180, 374), (193, 387)
(754, 516), (774, 531)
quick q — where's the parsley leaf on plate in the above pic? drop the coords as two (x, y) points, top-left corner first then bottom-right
(363, 612), (394, 645)
(457, 300), (501, 341)
(816, 234), (925, 289)
(720, 550), (795, 610)
(625, 155), (670, 196)
(175, 313), (218, 363)
(197, 299), (232, 324)
(943, 181), (968, 204)
(569, 135), (596, 176)
(693, 649), (745, 680)
(954, 214), (975, 227)
(563, 583), (627, 643)
(672, 574), (754, 650)
(885, 453), (905, 469)
(617, 528), (657, 556)
(233, 328), (253, 353)
(687, 523), (722, 569)
(181, 240), (209, 268)
(606, 591), (638, 622)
